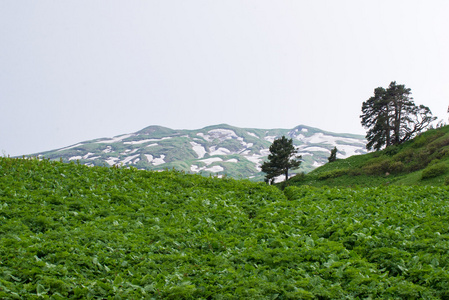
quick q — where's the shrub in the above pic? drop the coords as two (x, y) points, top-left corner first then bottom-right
(289, 172), (306, 183)
(414, 130), (445, 148)
(384, 146), (399, 156)
(393, 148), (415, 163)
(421, 163), (449, 180)
(362, 156), (406, 175)
(317, 169), (348, 180)
(407, 150), (432, 172)
(413, 134), (429, 148)
(435, 148), (449, 160)
(362, 157), (392, 175)
(389, 161), (404, 174)
(445, 176), (449, 186)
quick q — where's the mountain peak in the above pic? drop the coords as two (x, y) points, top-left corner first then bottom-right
(136, 125), (175, 135)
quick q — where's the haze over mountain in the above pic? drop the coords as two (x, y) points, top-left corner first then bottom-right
(27, 124), (366, 181)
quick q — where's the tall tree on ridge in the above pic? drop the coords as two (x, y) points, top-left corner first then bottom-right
(361, 81), (436, 151)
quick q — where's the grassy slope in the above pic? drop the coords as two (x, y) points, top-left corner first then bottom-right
(2, 157), (449, 298)
(288, 125), (449, 187)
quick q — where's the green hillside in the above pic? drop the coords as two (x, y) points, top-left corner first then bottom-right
(1, 156), (449, 298)
(288, 125), (449, 187)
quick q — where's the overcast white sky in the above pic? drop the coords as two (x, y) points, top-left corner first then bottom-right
(1, 1), (448, 156)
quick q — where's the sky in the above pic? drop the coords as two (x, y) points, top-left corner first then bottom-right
(1, 1), (448, 157)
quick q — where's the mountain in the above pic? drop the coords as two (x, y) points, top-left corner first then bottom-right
(28, 124), (367, 180)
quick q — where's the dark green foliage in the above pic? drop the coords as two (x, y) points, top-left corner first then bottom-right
(327, 146), (338, 163)
(261, 136), (301, 184)
(361, 81), (436, 151)
(421, 162), (449, 179)
(317, 168), (348, 180)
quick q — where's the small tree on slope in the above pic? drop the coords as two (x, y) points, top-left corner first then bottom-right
(328, 147), (338, 163)
(261, 136), (301, 184)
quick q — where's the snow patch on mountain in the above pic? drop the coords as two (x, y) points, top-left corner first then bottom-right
(300, 146), (330, 153)
(102, 146), (112, 153)
(152, 155), (166, 166)
(197, 129), (240, 143)
(260, 149), (270, 156)
(105, 157), (120, 166)
(209, 146), (231, 156)
(244, 154), (265, 171)
(247, 132), (259, 138)
(196, 133), (211, 142)
(200, 157), (223, 165)
(121, 149), (138, 155)
(264, 136), (276, 143)
(190, 142), (206, 158)
(83, 153), (100, 160)
(82, 153), (95, 159)
(206, 165), (224, 172)
(296, 133), (363, 146)
(238, 137), (253, 148)
(226, 158), (238, 163)
(337, 145), (366, 158)
(298, 152), (313, 157)
(190, 164), (224, 173)
(58, 143), (84, 152)
(209, 129), (238, 141)
(122, 154), (140, 165)
(97, 134), (135, 144)
(124, 137), (172, 145)
(312, 161), (323, 167)
(144, 154), (166, 165)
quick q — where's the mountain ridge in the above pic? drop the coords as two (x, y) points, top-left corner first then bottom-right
(26, 124), (367, 181)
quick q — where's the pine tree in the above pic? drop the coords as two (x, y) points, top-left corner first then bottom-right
(261, 136), (301, 184)
(361, 81), (436, 151)
(328, 147), (338, 163)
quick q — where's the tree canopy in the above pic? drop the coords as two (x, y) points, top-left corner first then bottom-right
(361, 81), (436, 151)
(261, 136), (301, 184)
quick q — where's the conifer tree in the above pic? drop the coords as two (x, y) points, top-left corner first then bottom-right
(328, 146), (338, 163)
(261, 136), (301, 184)
(361, 81), (436, 151)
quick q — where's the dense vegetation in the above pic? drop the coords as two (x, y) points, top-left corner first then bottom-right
(2, 156), (449, 298)
(290, 125), (449, 187)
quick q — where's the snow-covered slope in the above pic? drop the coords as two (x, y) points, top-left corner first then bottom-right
(28, 124), (366, 181)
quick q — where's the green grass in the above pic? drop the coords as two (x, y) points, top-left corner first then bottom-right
(288, 125), (449, 187)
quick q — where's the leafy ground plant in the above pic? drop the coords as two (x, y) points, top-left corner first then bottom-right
(1, 157), (449, 298)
